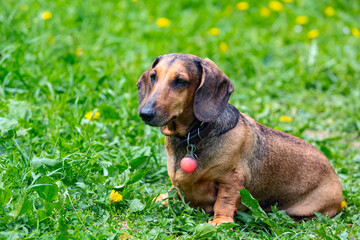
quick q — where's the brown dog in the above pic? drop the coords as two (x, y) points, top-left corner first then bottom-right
(137, 53), (342, 226)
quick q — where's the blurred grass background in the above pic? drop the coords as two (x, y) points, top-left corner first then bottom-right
(0, 0), (360, 239)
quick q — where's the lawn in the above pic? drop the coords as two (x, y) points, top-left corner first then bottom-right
(0, 0), (360, 239)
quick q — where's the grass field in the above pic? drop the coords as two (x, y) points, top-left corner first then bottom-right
(1, 0), (360, 239)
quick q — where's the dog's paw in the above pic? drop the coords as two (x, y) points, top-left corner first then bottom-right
(154, 193), (169, 206)
(209, 217), (234, 226)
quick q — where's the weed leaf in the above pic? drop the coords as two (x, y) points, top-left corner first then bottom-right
(32, 156), (60, 168)
(30, 176), (59, 201)
(129, 156), (149, 170)
(0, 188), (12, 207)
(8, 100), (31, 121)
(8, 194), (31, 219)
(128, 199), (145, 213)
(128, 169), (150, 184)
(194, 223), (216, 238)
(239, 188), (267, 220)
(0, 117), (18, 136)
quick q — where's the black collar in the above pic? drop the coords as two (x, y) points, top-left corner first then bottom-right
(176, 121), (213, 148)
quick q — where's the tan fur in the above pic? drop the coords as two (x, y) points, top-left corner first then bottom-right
(138, 54), (343, 226)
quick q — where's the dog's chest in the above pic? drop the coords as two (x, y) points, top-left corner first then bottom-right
(173, 170), (218, 213)
(164, 139), (220, 212)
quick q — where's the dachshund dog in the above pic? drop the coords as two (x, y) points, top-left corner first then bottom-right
(136, 53), (342, 226)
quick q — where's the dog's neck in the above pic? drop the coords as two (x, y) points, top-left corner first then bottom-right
(175, 120), (213, 148)
(163, 104), (240, 147)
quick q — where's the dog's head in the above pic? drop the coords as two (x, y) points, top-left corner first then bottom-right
(137, 53), (234, 136)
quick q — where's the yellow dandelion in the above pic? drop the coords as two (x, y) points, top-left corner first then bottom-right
(340, 200), (347, 211)
(156, 17), (171, 28)
(109, 190), (123, 203)
(131, 0), (138, 2)
(41, 11), (52, 20)
(307, 29), (319, 39)
(219, 42), (228, 53)
(75, 48), (83, 56)
(296, 16), (309, 25)
(236, 2), (249, 11)
(84, 111), (100, 120)
(324, 6), (335, 17)
(283, 0), (293, 2)
(209, 27), (220, 36)
(279, 115), (292, 123)
(48, 36), (56, 45)
(118, 232), (131, 239)
(269, 1), (283, 12)
(19, 4), (29, 11)
(260, 7), (271, 17)
(351, 27), (360, 38)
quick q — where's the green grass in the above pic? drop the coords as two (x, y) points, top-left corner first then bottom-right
(1, 0), (360, 239)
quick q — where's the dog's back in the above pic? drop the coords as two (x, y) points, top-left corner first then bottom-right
(241, 114), (342, 217)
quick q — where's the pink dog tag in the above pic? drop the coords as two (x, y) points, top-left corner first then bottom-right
(180, 156), (197, 173)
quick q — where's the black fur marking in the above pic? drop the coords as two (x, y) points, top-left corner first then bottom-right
(212, 104), (240, 136)
(194, 58), (203, 83)
(248, 129), (267, 186)
(152, 56), (162, 68)
(168, 57), (177, 66)
(166, 54), (202, 81)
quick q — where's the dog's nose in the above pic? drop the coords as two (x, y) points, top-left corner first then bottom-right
(139, 109), (156, 122)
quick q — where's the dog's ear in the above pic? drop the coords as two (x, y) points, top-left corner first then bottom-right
(136, 56), (162, 107)
(194, 58), (234, 122)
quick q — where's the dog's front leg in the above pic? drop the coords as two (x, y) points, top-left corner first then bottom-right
(209, 173), (243, 226)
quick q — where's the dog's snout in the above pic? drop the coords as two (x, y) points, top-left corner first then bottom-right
(139, 108), (156, 122)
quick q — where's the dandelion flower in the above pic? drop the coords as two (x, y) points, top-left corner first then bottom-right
(42, 11), (52, 20)
(75, 48), (83, 56)
(236, 2), (249, 11)
(283, 0), (293, 2)
(340, 200), (347, 211)
(109, 190), (123, 203)
(131, 0), (138, 2)
(219, 42), (228, 53)
(324, 7), (335, 17)
(84, 111), (100, 120)
(269, 1), (283, 12)
(260, 7), (271, 17)
(279, 115), (292, 123)
(351, 27), (360, 38)
(209, 27), (220, 36)
(295, 16), (309, 25)
(118, 232), (131, 239)
(307, 29), (319, 39)
(156, 17), (171, 28)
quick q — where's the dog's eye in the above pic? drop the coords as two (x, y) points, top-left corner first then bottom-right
(150, 73), (157, 84)
(173, 78), (188, 88)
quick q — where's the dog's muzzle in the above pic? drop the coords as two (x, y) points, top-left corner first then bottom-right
(139, 108), (156, 123)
